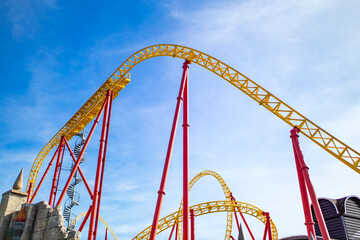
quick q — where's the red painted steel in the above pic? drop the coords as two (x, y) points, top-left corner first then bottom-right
(233, 210), (240, 230)
(231, 193), (255, 240)
(63, 137), (94, 198)
(88, 91), (112, 240)
(230, 237), (235, 240)
(94, 91), (113, 239)
(291, 131), (315, 239)
(49, 137), (64, 206)
(264, 212), (272, 240)
(175, 223), (178, 240)
(56, 93), (108, 206)
(182, 75), (190, 240)
(30, 146), (61, 203)
(190, 209), (195, 240)
(27, 183), (33, 203)
(168, 224), (176, 240)
(79, 205), (93, 232)
(149, 60), (190, 240)
(52, 144), (65, 207)
(105, 228), (108, 240)
(290, 127), (330, 240)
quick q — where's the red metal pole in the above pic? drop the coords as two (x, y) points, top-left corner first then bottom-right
(230, 237), (235, 240)
(79, 205), (93, 232)
(168, 224), (176, 240)
(290, 127), (330, 240)
(190, 209), (195, 240)
(52, 144), (65, 207)
(182, 71), (190, 240)
(56, 95), (108, 207)
(27, 183), (33, 203)
(175, 223), (178, 240)
(231, 193), (255, 240)
(30, 146), (60, 203)
(63, 137), (93, 198)
(49, 137), (64, 206)
(94, 91), (113, 238)
(88, 91), (111, 240)
(149, 60), (190, 240)
(233, 211), (240, 231)
(290, 129), (316, 239)
(262, 223), (268, 240)
(263, 212), (272, 240)
(105, 228), (108, 240)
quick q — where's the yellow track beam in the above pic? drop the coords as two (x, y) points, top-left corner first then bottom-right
(27, 44), (360, 193)
(132, 200), (278, 240)
(72, 212), (119, 240)
(178, 170), (233, 240)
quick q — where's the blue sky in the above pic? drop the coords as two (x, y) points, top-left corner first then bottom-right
(1, 0), (360, 239)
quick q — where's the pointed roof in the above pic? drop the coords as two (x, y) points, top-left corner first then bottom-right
(12, 168), (23, 191)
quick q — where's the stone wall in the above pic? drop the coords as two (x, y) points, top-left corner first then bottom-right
(0, 195), (80, 240)
(0, 190), (27, 239)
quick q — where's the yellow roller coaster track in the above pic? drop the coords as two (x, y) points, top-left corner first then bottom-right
(177, 170), (233, 240)
(132, 200), (278, 240)
(27, 44), (360, 193)
(72, 213), (119, 240)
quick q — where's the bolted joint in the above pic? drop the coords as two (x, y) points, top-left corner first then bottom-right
(301, 166), (309, 171)
(158, 190), (165, 195)
(290, 126), (301, 136)
(182, 124), (190, 127)
(182, 60), (191, 69)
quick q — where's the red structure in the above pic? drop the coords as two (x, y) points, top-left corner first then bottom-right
(290, 126), (330, 240)
(262, 212), (272, 240)
(190, 209), (195, 240)
(29, 90), (114, 240)
(231, 193), (255, 240)
(149, 60), (191, 240)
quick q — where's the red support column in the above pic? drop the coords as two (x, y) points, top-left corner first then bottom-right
(168, 224), (176, 240)
(290, 127), (330, 240)
(94, 91), (113, 238)
(63, 137), (94, 198)
(105, 228), (108, 240)
(290, 130), (315, 239)
(88, 90), (112, 240)
(56, 93), (108, 207)
(79, 205), (93, 232)
(182, 69), (190, 240)
(231, 193), (255, 240)
(190, 209), (195, 240)
(49, 137), (64, 206)
(263, 212), (272, 240)
(175, 223), (178, 240)
(149, 60), (190, 240)
(233, 211), (240, 231)
(30, 146), (61, 203)
(52, 144), (65, 207)
(27, 183), (33, 203)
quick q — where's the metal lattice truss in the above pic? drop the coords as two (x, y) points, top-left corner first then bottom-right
(27, 44), (360, 193)
(178, 170), (232, 240)
(72, 212), (119, 240)
(132, 200), (278, 240)
(26, 74), (130, 193)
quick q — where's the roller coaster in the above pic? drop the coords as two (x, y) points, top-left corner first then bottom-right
(24, 44), (359, 240)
